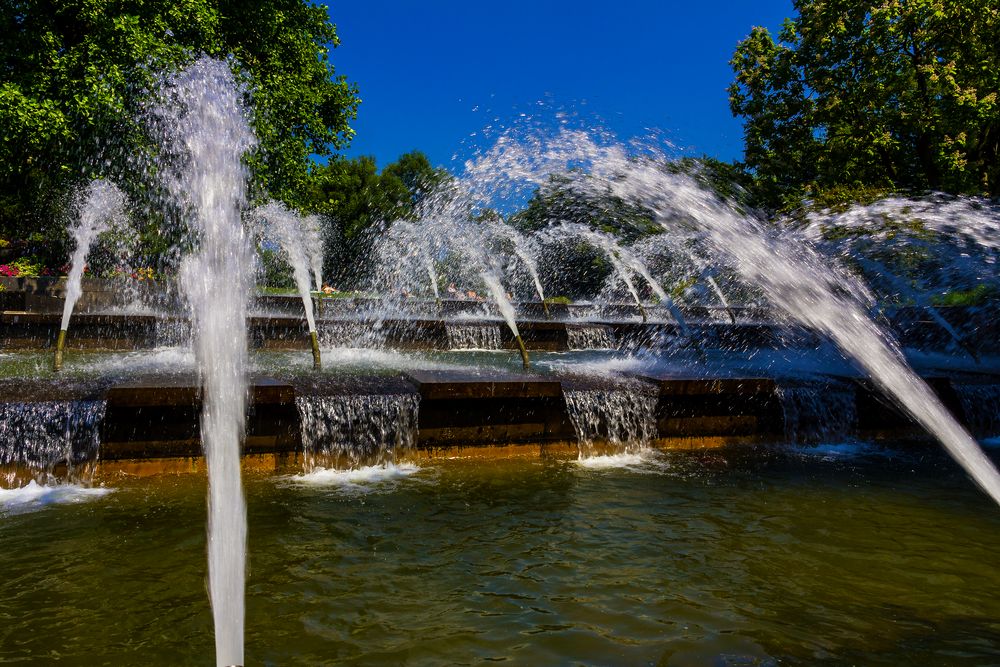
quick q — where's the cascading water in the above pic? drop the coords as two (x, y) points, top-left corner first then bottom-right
(777, 383), (857, 444)
(445, 323), (502, 350)
(256, 201), (322, 368)
(55, 180), (127, 370)
(295, 394), (420, 470)
(954, 384), (1000, 437)
(150, 56), (255, 666)
(0, 400), (107, 483)
(563, 388), (658, 458)
(565, 324), (615, 350)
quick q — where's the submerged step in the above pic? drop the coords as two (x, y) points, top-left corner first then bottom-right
(405, 370), (563, 399)
(405, 370), (573, 445)
(101, 377), (298, 460)
(638, 374), (783, 438)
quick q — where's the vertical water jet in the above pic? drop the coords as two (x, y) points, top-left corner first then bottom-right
(152, 57), (256, 666)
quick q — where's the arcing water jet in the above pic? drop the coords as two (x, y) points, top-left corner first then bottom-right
(255, 201), (322, 369)
(55, 180), (127, 371)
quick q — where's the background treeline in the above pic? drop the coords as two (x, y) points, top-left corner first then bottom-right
(729, 0), (1000, 211)
(1, 0), (997, 286)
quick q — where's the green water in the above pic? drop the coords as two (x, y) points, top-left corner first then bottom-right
(2, 447), (999, 665)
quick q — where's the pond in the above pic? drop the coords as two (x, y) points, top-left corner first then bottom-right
(2, 444), (999, 665)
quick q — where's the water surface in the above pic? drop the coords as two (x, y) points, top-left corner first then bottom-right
(2, 446), (999, 665)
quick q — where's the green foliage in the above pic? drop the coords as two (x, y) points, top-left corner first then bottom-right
(0, 0), (358, 236)
(300, 151), (450, 286)
(380, 151), (449, 208)
(730, 1), (1000, 209)
(932, 284), (998, 307)
(258, 246), (295, 289)
(510, 174), (659, 243)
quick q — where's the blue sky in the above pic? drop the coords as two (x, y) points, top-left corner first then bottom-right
(327, 1), (794, 171)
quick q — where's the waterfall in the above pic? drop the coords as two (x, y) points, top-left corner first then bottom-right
(776, 383), (857, 444)
(296, 394), (420, 470)
(566, 324), (615, 350)
(954, 384), (1000, 437)
(445, 323), (503, 350)
(0, 400), (107, 483)
(563, 388), (658, 458)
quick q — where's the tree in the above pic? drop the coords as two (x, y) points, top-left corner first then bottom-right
(0, 0), (358, 238)
(380, 150), (449, 208)
(730, 0), (1000, 210)
(301, 151), (449, 286)
(510, 173), (659, 243)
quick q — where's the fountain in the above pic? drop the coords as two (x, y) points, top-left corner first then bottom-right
(582, 143), (1000, 503)
(5, 91), (1000, 667)
(54, 180), (127, 371)
(255, 201), (323, 368)
(301, 214), (325, 293)
(150, 56), (256, 667)
(540, 223), (691, 332)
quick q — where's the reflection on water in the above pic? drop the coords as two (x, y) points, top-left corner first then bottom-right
(1, 448), (999, 665)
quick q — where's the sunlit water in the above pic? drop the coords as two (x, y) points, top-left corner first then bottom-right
(60, 181), (127, 332)
(0, 481), (113, 515)
(1, 449), (998, 665)
(151, 56), (256, 666)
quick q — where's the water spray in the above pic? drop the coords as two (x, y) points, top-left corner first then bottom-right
(255, 201), (321, 372)
(55, 180), (127, 373)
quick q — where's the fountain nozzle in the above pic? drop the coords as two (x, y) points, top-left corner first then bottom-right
(310, 330), (322, 369)
(53, 329), (67, 372)
(514, 334), (530, 369)
(542, 300), (551, 319)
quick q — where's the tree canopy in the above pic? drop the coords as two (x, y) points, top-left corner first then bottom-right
(730, 0), (1000, 210)
(0, 0), (358, 236)
(301, 151), (450, 286)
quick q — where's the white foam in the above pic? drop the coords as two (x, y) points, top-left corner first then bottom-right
(539, 353), (646, 378)
(575, 450), (669, 473)
(285, 462), (421, 494)
(0, 480), (113, 514)
(78, 347), (196, 374)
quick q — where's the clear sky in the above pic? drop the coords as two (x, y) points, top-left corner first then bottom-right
(327, 1), (794, 171)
